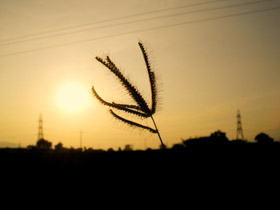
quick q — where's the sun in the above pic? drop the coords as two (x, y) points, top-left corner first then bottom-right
(57, 83), (91, 112)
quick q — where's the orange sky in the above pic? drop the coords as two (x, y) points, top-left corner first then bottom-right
(0, 0), (280, 149)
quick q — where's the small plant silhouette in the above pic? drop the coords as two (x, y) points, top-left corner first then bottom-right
(92, 42), (165, 148)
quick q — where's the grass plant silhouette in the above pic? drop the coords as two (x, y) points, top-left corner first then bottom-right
(92, 42), (165, 148)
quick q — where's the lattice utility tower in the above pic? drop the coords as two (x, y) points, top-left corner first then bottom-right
(38, 113), (44, 140)
(236, 109), (244, 140)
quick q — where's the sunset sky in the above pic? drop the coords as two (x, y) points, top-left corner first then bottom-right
(0, 0), (279, 150)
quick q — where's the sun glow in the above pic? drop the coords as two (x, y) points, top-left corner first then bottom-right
(57, 83), (91, 112)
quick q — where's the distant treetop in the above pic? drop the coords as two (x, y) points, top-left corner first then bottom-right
(255, 132), (274, 144)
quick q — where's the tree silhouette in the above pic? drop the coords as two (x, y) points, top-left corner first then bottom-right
(92, 42), (165, 148)
(255, 132), (274, 144)
(54, 142), (64, 151)
(124, 144), (133, 151)
(36, 139), (52, 150)
(210, 130), (229, 143)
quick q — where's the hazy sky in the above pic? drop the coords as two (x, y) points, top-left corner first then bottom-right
(0, 0), (280, 149)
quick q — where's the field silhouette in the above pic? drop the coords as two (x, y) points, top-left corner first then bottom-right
(1, 131), (279, 175)
(1, 133), (279, 194)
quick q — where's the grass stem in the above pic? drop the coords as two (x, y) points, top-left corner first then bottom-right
(150, 115), (165, 149)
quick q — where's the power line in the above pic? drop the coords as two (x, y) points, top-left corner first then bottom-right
(0, 6), (279, 58)
(0, 0), (226, 44)
(0, 0), (276, 47)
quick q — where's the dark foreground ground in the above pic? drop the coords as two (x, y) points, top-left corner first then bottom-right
(1, 143), (280, 201)
(1, 143), (279, 172)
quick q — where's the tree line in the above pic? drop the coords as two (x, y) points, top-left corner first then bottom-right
(23, 130), (278, 152)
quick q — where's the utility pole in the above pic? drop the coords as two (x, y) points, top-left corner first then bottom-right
(236, 109), (244, 140)
(38, 113), (44, 140)
(144, 138), (147, 150)
(80, 129), (83, 150)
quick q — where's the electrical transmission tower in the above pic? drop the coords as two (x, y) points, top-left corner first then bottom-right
(236, 109), (244, 140)
(38, 113), (44, 140)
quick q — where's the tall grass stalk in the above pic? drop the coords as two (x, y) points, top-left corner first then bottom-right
(92, 42), (165, 149)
